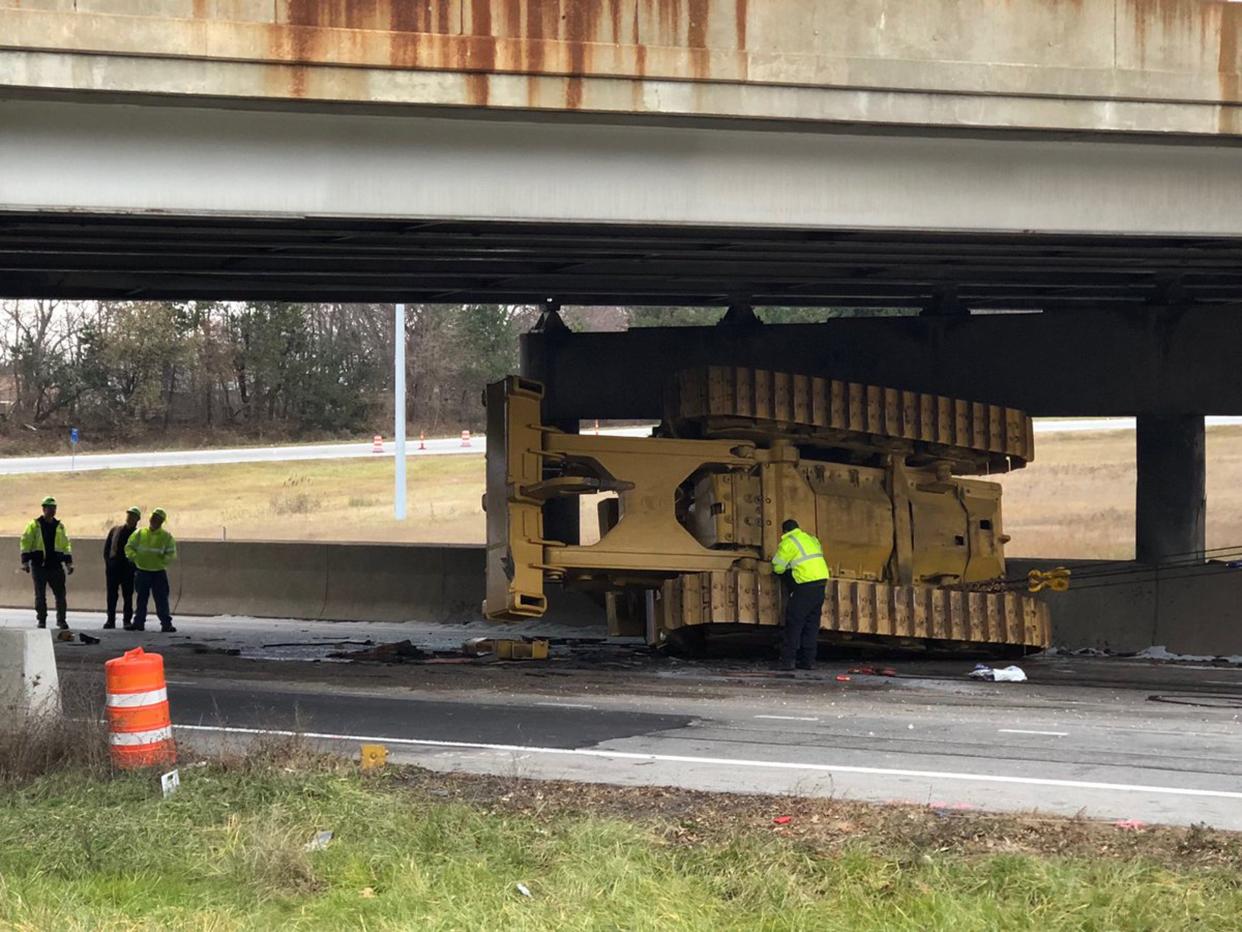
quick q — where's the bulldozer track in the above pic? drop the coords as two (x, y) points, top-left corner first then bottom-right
(667, 366), (1033, 474)
(661, 570), (1051, 650)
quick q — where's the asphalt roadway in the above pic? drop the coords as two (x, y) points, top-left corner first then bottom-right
(11, 609), (1242, 832)
(5, 419), (1242, 476)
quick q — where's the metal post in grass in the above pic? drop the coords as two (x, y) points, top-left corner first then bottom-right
(395, 303), (407, 520)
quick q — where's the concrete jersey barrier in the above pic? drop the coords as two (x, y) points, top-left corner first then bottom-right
(0, 536), (600, 627)
(1011, 558), (1242, 657)
(4, 538), (1240, 653)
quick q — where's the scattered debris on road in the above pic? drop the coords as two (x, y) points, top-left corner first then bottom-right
(497, 639), (549, 661)
(462, 637), (495, 657)
(848, 666), (897, 677)
(969, 664), (1028, 682)
(77, 632), (100, 645)
(328, 637), (551, 664)
(181, 642), (241, 656)
(330, 640), (429, 663)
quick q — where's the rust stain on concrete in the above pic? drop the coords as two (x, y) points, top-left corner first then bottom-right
(253, 0), (753, 107)
(264, 20), (317, 98)
(279, 0), (458, 33)
(1126, 0), (1205, 65)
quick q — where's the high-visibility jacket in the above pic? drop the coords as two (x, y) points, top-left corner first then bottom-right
(771, 528), (830, 584)
(20, 517), (72, 567)
(125, 527), (177, 572)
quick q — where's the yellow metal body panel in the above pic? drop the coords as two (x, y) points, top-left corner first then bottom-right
(806, 461), (894, 581)
(544, 432), (758, 574)
(484, 377), (548, 620)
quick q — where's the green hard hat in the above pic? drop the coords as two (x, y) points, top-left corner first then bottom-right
(41, 496), (57, 507)
(151, 507), (167, 519)
(126, 506), (141, 517)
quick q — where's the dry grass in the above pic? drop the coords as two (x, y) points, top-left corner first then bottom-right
(6, 426), (1242, 559)
(0, 455), (487, 545)
(0, 682), (110, 786)
(998, 424), (1242, 559)
(400, 767), (1242, 873)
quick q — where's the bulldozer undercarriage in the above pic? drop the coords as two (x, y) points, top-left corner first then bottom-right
(484, 367), (1051, 655)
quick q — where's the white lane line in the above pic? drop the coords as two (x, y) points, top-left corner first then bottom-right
(534, 702), (596, 710)
(755, 715), (820, 722)
(174, 723), (1242, 802)
(998, 728), (1069, 737)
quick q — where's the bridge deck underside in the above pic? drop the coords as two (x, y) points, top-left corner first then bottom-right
(4, 214), (1242, 309)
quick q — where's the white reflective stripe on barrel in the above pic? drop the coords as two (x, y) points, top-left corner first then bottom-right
(106, 688), (168, 708)
(108, 725), (173, 746)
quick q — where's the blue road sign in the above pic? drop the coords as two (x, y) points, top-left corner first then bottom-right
(69, 428), (79, 445)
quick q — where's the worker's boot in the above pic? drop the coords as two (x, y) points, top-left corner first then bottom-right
(36, 620), (46, 629)
(56, 620), (69, 630)
(102, 621), (116, 630)
(160, 624), (177, 633)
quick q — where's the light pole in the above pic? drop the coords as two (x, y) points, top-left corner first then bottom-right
(394, 303), (407, 520)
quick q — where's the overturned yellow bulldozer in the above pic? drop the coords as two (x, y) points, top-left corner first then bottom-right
(484, 366), (1050, 655)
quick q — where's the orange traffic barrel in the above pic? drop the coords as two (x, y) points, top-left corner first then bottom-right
(105, 647), (176, 769)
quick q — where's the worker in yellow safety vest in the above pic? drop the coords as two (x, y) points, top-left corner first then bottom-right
(125, 507), (178, 633)
(770, 519), (830, 671)
(19, 496), (74, 629)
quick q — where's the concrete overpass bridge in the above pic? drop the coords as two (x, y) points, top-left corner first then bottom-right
(3, 0), (1242, 649)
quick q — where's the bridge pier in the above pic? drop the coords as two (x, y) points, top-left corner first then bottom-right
(1135, 415), (1206, 566)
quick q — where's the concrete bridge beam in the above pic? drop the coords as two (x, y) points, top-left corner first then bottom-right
(522, 307), (1242, 420)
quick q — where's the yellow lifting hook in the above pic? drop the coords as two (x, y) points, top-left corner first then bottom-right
(1028, 567), (1071, 593)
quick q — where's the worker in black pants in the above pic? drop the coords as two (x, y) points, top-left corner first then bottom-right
(103, 506), (141, 630)
(770, 518), (831, 671)
(19, 496), (74, 630)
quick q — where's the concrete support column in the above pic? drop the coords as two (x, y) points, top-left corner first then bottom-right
(1135, 415), (1205, 564)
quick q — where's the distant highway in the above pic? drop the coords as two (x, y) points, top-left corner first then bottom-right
(1036, 416), (1242, 434)
(0, 427), (652, 476)
(2, 418), (1241, 477)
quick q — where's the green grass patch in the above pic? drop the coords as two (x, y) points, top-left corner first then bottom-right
(2, 760), (1242, 931)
